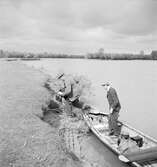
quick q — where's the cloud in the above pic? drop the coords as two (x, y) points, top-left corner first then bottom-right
(0, 0), (156, 53)
(112, 0), (157, 35)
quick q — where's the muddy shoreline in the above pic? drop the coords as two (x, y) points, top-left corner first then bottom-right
(0, 61), (80, 167)
(40, 76), (90, 167)
(0, 61), (130, 167)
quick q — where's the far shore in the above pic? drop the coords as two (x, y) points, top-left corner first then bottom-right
(0, 49), (157, 60)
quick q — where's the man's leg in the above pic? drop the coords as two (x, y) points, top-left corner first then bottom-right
(108, 113), (114, 134)
(112, 111), (119, 135)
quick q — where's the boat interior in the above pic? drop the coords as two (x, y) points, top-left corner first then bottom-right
(85, 108), (157, 165)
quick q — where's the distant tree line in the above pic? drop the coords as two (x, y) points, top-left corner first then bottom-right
(86, 53), (153, 60)
(151, 51), (157, 60)
(37, 53), (84, 59)
(0, 50), (84, 59)
(0, 49), (157, 60)
(86, 49), (157, 60)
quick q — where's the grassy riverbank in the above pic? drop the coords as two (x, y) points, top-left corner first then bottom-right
(0, 61), (81, 167)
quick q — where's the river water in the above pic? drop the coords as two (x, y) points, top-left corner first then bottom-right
(24, 59), (157, 139)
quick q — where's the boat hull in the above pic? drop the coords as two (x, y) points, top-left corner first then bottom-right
(83, 108), (157, 167)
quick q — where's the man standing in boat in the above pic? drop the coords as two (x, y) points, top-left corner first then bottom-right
(102, 82), (121, 136)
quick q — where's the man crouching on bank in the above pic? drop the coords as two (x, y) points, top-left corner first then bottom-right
(102, 82), (121, 136)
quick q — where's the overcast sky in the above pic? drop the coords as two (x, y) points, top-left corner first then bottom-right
(0, 0), (157, 54)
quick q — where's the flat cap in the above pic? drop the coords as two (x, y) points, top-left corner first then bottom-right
(101, 82), (110, 86)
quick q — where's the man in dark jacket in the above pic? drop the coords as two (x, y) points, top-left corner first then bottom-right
(102, 82), (121, 136)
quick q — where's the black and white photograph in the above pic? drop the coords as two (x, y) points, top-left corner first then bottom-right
(0, 0), (157, 166)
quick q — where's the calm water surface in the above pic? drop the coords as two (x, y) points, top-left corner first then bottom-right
(24, 59), (157, 139)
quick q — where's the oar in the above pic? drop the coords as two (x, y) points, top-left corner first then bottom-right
(57, 73), (65, 79)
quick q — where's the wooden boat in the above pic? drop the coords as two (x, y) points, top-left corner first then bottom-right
(83, 107), (157, 167)
(6, 58), (18, 61)
(20, 58), (40, 61)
